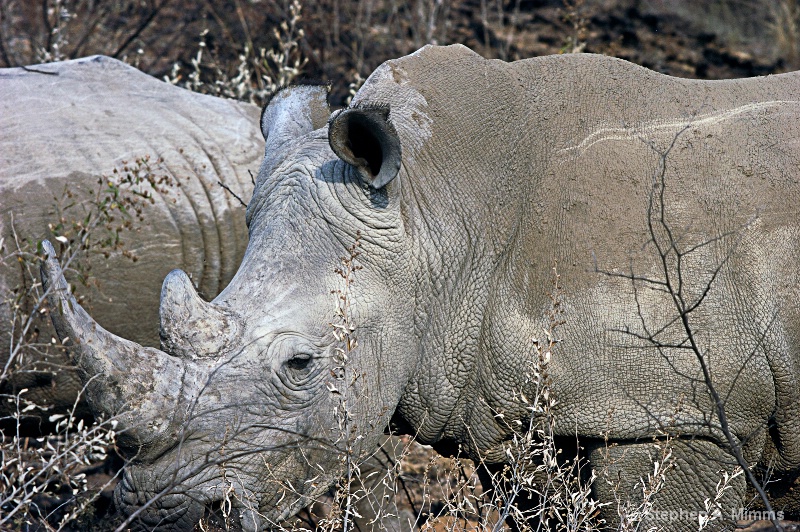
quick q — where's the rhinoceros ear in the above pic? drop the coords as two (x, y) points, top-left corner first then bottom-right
(261, 85), (330, 150)
(328, 106), (402, 189)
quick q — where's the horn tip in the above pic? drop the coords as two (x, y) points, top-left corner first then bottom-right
(161, 269), (196, 299)
(41, 239), (56, 258)
(39, 239), (66, 293)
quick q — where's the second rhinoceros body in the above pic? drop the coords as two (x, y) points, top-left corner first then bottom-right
(1, 56), (260, 415)
(42, 45), (800, 529)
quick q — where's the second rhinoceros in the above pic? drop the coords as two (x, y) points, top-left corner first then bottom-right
(42, 45), (800, 529)
(0, 56), (260, 417)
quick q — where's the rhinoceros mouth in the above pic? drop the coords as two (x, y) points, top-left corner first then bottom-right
(114, 470), (203, 530)
(115, 445), (318, 529)
(115, 449), (336, 531)
(115, 464), (245, 531)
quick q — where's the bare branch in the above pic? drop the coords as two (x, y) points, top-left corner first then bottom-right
(217, 180), (248, 207)
(599, 124), (783, 529)
(111, 0), (171, 59)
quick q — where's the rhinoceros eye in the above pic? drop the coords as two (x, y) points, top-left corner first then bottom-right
(286, 353), (312, 371)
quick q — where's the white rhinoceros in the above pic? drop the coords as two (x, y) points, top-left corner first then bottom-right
(41, 45), (800, 530)
(0, 56), (261, 417)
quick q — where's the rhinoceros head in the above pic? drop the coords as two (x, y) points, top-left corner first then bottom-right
(40, 83), (423, 530)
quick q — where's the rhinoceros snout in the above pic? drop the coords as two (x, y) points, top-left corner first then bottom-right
(115, 467), (211, 531)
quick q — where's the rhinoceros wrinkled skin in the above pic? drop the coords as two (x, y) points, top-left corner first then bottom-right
(0, 56), (261, 417)
(41, 44), (800, 530)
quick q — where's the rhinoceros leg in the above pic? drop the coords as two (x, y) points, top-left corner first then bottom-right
(347, 436), (416, 531)
(588, 440), (746, 531)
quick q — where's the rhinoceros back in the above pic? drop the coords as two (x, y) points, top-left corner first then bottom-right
(0, 56), (262, 415)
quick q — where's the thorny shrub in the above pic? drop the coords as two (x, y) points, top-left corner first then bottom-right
(0, 155), (175, 529)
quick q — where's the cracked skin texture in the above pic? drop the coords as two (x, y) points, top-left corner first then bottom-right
(0, 56), (261, 419)
(357, 45), (800, 526)
(44, 45), (800, 530)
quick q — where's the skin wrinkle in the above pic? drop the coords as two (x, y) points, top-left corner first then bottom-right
(311, 165), (407, 282)
(469, 271), (516, 449)
(474, 209), (527, 439)
(393, 164), (443, 435)
(400, 167), (438, 326)
(137, 160), (211, 352)
(183, 134), (243, 291)
(731, 229), (800, 464)
(316, 154), (397, 226)
(172, 141), (223, 297)
(394, 178), (441, 428)
(43, 47), (800, 528)
(121, 455), (231, 529)
(392, 87), (533, 452)
(324, 167), (395, 231)
(144, 104), (253, 302)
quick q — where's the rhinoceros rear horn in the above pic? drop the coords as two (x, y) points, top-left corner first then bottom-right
(328, 106), (402, 189)
(160, 269), (239, 358)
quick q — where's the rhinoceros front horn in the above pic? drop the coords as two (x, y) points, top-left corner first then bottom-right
(40, 241), (191, 447)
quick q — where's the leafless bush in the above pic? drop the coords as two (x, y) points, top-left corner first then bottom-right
(770, 0), (800, 69)
(0, 392), (120, 529)
(0, 231), (116, 529)
(561, 0), (589, 53)
(0, 155), (175, 529)
(165, 0), (308, 106)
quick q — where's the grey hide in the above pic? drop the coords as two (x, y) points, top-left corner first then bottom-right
(0, 56), (260, 417)
(41, 45), (800, 530)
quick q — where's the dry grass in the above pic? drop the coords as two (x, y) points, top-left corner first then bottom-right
(1, 1), (796, 529)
